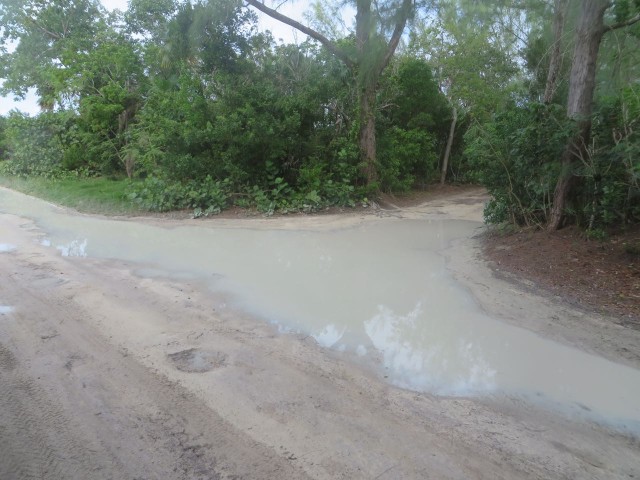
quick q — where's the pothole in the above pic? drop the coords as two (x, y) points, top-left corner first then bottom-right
(168, 348), (227, 373)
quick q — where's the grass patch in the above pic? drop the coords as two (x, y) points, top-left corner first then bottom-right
(0, 175), (145, 215)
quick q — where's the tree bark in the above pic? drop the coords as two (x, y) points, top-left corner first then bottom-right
(547, 0), (608, 230)
(359, 84), (378, 184)
(440, 106), (457, 185)
(543, 0), (569, 104)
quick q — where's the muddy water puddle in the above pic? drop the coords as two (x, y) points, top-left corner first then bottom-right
(2, 187), (640, 432)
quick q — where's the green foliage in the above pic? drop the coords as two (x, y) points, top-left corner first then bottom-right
(0, 116), (8, 160)
(577, 85), (640, 227)
(585, 228), (608, 241)
(5, 0), (637, 232)
(465, 102), (569, 225)
(410, 1), (521, 122)
(2, 112), (68, 177)
(387, 57), (450, 131)
(62, 144), (87, 172)
(126, 38), (366, 204)
(247, 160), (363, 215)
(468, 82), (640, 229)
(128, 175), (231, 213)
(128, 164), (364, 216)
(378, 127), (437, 191)
(0, 0), (105, 105)
(0, 174), (138, 215)
(377, 57), (449, 190)
(298, 160), (361, 207)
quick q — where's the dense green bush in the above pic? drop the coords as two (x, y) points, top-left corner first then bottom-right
(2, 113), (67, 177)
(466, 89), (640, 229)
(464, 102), (568, 226)
(245, 159), (364, 215)
(128, 175), (231, 213)
(128, 159), (366, 216)
(377, 57), (450, 191)
(579, 86), (640, 227)
(378, 127), (438, 191)
(0, 116), (8, 160)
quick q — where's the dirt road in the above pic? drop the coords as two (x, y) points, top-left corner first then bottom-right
(1, 187), (639, 479)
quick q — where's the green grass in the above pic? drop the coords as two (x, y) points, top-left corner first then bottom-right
(0, 175), (146, 215)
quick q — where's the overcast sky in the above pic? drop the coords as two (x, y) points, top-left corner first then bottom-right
(0, 0), (312, 115)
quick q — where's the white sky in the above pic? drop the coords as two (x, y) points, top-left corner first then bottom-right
(0, 0), (314, 115)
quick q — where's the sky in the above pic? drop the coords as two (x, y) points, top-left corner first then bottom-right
(0, 0), (314, 115)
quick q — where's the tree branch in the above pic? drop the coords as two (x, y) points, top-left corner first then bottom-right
(604, 13), (640, 32)
(377, 0), (412, 76)
(244, 0), (355, 69)
(23, 15), (62, 40)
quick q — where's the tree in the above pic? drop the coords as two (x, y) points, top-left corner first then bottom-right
(376, 56), (450, 189)
(0, 0), (105, 109)
(410, 0), (524, 183)
(543, 0), (569, 104)
(548, 0), (640, 230)
(243, 0), (414, 185)
(440, 105), (456, 185)
(73, 34), (146, 177)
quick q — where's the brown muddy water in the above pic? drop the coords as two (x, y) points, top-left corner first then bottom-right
(2, 187), (640, 433)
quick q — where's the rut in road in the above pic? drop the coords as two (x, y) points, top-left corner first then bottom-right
(0, 344), (93, 480)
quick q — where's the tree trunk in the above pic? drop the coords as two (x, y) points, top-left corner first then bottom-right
(547, 0), (608, 230)
(547, 153), (576, 228)
(543, 0), (569, 104)
(359, 84), (378, 184)
(440, 106), (457, 185)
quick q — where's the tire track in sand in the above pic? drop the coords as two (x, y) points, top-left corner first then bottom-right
(0, 343), (95, 480)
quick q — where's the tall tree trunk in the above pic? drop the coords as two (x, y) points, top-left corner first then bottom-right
(543, 0), (569, 104)
(359, 84), (378, 184)
(548, 0), (608, 230)
(355, 0), (375, 183)
(440, 106), (457, 185)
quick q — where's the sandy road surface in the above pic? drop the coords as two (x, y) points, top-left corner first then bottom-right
(1, 188), (640, 479)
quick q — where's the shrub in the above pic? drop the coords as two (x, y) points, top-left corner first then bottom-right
(465, 102), (568, 225)
(128, 175), (230, 213)
(3, 112), (66, 177)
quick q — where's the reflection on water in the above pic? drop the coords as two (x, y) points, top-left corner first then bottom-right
(56, 238), (88, 257)
(1, 187), (640, 432)
(312, 324), (346, 348)
(0, 243), (17, 252)
(365, 302), (497, 395)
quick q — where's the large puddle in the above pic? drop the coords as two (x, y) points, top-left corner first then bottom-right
(2, 187), (640, 432)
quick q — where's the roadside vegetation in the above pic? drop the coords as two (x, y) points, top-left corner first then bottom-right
(0, 174), (139, 215)
(0, 0), (638, 232)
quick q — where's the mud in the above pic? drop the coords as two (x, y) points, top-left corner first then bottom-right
(168, 348), (228, 373)
(1, 185), (640, 479)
